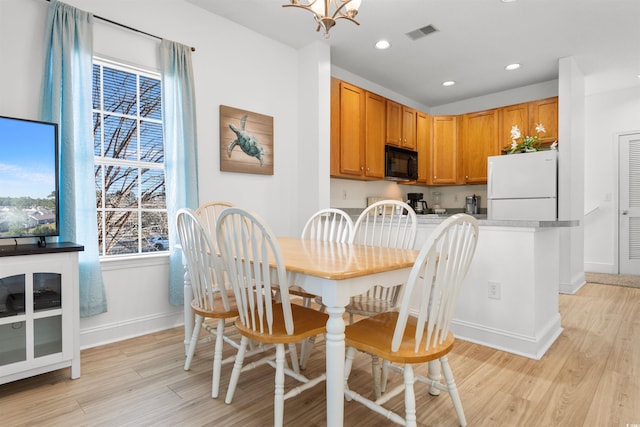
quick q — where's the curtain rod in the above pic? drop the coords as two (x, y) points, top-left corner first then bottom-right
(45, 0), (196, 52)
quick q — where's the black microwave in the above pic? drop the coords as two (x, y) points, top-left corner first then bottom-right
(385, 145), (418, 181)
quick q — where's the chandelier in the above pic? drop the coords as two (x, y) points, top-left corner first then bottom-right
(282, 0), (362, 38)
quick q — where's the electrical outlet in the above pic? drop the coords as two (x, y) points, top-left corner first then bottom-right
(488, 281), (501, 300)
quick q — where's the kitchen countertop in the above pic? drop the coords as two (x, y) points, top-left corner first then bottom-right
(341, 209), (579, 228)
(414, 214), (579, 228)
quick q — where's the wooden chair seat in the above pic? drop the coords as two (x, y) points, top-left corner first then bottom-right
(190, 289), (238, 319)
(235, 303), (328, 344)
(345, 311), (454, 364)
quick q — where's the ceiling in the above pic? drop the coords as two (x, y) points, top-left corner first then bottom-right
(187, 0), (640, 107)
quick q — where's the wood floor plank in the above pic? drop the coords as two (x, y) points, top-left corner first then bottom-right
(0, 283), (638, 426)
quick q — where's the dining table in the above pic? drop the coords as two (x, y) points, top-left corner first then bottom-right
(181, 236), (418, 426)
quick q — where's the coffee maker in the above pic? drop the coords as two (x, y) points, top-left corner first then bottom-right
(407, 193), (428, 214)
(465, 194), (479, 215)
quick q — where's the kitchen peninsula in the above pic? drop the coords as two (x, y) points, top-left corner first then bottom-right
(413, 216), (577, 359)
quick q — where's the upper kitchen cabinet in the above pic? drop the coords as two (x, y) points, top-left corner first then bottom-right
(429, 115), (458, 185)
(461, 109), (500, 184)
(499, 102), (529, 151)
(363, 91), (386, 179)
(330, 78), (384, 180)
(415, 111), (431, 184)
(530, 96), (558, 144)
(499, 97), (558, 150)
(386, 100), (417, 150)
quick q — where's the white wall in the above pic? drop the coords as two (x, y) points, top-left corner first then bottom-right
(0, 0), (317, 348)
(557, 57), (586, 294)
(584, 85), (640, 273)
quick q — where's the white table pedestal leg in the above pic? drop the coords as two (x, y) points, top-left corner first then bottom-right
(325, 305), (346, 427)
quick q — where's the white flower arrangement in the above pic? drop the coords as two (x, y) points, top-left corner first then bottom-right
(509, 123), (546, 154)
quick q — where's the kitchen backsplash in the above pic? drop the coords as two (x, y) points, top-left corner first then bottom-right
(330, 178), (487, 212)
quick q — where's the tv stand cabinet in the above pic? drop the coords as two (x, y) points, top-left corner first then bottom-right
(0, 242), (83, 385)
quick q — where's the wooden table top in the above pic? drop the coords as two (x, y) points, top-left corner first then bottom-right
(277, 237), (419, 280)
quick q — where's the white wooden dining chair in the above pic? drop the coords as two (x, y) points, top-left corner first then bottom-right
(348, 199), (417, 397)
(294, 208), (354, 369)
(195, 201), (234, 238)
(176, 208), (239, 399)
(189, 201), (235, 340)
(290, 208), (354, 307)
(343, 214), (479, 427)
(216, 207), (329, 427)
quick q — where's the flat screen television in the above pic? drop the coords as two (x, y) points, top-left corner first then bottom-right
(0, 116), (59, 245)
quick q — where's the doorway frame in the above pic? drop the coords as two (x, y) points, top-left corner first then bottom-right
(614, 129), (640, 274)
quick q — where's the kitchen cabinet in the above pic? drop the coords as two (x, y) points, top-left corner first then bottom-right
(499, 102), (529, 151)
(530, 96), (558, 144)
(363, 91), (386, 179)
(415, 111), (431, 183)
(386, 100), (417, 150)
(330, 78), (384, 180)
(460, 109), (500, 184)
(429, 115), (458, 185)
(330, 79), (365, 178)
(0, 243), (83, 385)
(499, 97), (558, 151)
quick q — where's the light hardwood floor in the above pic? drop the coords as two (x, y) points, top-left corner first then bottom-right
(1, 283), (638, 426)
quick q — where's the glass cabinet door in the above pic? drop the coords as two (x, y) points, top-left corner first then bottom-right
(0, 274), (27, 366)
(32, 273), (62, 358)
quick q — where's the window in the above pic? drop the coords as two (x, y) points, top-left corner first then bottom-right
(92, 59), (167, 256)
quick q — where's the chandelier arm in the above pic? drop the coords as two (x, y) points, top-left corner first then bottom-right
(328, 0), (359, 21)
(332, 15), (360, 26)
(282, 0), (361, 36)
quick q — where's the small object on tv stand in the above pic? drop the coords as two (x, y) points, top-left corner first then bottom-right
(38, 236), (47, 248)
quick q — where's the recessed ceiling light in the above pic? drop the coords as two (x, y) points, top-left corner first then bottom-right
(501, 0), (517, 3)
(442, 81), (456, 87)
(375, 40), (390, 50)
(505, 63), (521, 71)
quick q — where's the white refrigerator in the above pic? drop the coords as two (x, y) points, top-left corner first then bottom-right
(487, 150), (557, 220)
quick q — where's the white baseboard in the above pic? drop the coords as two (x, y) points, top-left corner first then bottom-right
(80, 311), (184, 350)
(559, 271), (586, 294)
(584, 262), (617, 274)
(450, 314), (563, 360)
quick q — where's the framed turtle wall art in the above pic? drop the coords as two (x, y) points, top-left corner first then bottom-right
(219, 105), (273, 175)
